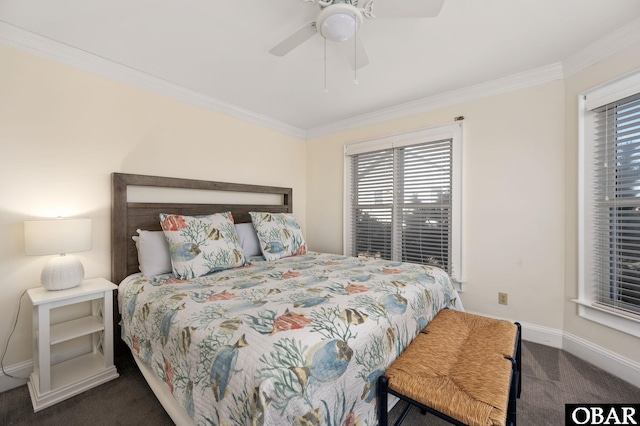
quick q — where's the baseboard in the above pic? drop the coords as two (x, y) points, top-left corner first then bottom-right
(465, 309), (640, 388)
(464, 310), (564, 348)
(0, 359), (31, 393)
(520, 322), (564, 348)
(563, 332), (640, 388)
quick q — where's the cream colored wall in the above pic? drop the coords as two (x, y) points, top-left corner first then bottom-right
(307, 42), (640, 366)
(0, 45), (306, 367)
(3, 31), (640, 387)
(563, 43), (640, 362)
(306, 81), (567, 334)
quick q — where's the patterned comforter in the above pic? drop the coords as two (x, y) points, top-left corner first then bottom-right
(119, 252), (461, 426)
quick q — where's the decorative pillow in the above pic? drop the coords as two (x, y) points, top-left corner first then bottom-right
(132, 229), (172, 277)
(249, 212), (307, 261)
(159, 212), (246, 279)
(234, 223), (262, 257)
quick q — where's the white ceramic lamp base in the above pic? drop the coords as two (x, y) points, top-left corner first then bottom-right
(41, 255), (84, 291)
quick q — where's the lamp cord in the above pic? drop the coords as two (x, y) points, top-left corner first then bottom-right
(1, 289), (29, 379)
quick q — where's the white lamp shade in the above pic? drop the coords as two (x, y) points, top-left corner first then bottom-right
(24, 218), (92, 255)
(24, 218), (92, 291)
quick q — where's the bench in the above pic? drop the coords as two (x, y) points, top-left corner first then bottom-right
(378, 309), (521, 426)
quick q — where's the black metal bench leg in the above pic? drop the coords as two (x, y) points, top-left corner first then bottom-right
(506, 356), (518, 426)
(515, 322), (522, 398)
(378, 375), (389, 426)
(505, 322), (522, 426)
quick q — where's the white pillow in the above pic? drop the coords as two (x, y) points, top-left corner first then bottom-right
(132, 229), (172, 277)
(234, 223), (262, 257)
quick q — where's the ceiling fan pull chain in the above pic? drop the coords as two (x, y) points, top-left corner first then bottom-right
(353, 17), (359, 85)
(324, 38), (329, 93)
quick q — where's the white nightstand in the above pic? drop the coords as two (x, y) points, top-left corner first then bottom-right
(27, 277), (119, 412)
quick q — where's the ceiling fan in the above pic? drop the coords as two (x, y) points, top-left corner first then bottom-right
(268, 0), (445, 70)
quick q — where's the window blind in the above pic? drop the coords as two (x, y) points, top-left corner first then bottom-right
(593, 91), (640, 315)
(351, 149), (394, 260)
(350, 139), (453, 274)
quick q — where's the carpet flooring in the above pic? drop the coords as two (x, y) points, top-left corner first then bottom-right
(1, 341), (639, 425)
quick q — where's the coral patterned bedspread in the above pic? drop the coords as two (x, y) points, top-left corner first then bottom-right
(119, 252), (461, 426)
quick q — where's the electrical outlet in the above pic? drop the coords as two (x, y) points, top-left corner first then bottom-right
(498, 292), (508, 305)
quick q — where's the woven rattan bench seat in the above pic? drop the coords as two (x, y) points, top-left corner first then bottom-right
(378, 309), (521, 426)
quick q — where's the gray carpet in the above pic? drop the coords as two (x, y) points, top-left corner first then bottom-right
(1, 341), (639, 425)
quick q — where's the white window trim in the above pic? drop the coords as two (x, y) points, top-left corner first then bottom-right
(575, 69), (640, 338)
(343, 122), (464, 287)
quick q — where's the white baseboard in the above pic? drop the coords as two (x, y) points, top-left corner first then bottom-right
(464, 310), (563, 348)
(0, 359), (31, 393)
(465, 310), (640, 388)
(520, 322), (564, 348)
(563, 332), (640, 388)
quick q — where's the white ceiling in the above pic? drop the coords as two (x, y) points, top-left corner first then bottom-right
(1, 0), (640, 135)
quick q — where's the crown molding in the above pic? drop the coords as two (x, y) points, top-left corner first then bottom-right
(0, 21), (306, 139)
(306, 63), (564, 138)
(3, 17), (638, 141)
(308, 19), (640, 138)
(562, 17), (640, 78)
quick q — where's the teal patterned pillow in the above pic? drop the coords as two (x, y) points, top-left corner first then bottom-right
(249, 212), (307, 261)
(159, 212), (246, 279)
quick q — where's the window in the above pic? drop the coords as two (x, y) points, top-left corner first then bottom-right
(344, 123), (463, 282)
(578, 70), (640, 337)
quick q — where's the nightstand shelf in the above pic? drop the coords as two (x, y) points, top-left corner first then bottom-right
(27, 278), (119, 412)
(50, 316), (104, 345)
(49, 352), (109, 389)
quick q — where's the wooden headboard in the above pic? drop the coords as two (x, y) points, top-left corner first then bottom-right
(111, 173), (292, 285)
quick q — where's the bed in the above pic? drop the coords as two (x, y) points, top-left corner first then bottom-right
(112, 173), (462, 426)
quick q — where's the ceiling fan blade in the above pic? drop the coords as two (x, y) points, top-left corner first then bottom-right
(370, 0), (445, 19)
(341, 37), (370, 70)
(268, 22), (317, 56)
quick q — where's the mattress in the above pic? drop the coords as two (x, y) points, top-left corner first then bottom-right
(118, 251), (462, 425)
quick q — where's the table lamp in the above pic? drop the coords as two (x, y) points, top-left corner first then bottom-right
(24, 218), (92, 291)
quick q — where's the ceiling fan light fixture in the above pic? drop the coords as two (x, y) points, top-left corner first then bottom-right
(316, 4), (363, 42)
(321, 13), (356, 41)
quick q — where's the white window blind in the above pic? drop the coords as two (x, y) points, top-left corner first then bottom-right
(351, 149), (395, 261)
(592, 92), (640, 315)
(345, 123), (461, 280)
(396, 140), (452, 270)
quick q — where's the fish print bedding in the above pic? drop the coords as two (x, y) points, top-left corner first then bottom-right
(119, 251), (461, 426)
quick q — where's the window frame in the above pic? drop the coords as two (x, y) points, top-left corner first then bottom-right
(576, 69), (640, 338)
(343, 122), (463, 284)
